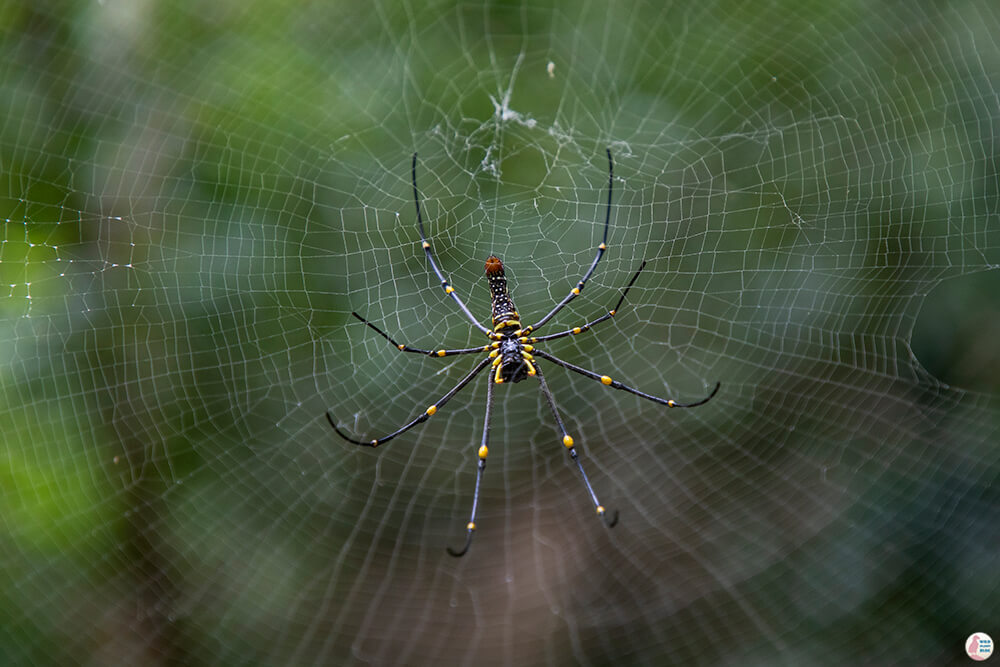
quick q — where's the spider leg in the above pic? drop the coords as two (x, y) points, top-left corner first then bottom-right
(526, 149), (615, 334)
(522, 261), (646, 345)
(412, 154), (492, 337)
(535, 363), (618, 528)
(350, 312), (490, 357)
(327, 356), (492, 447)
(532, 349), (720, 408)
(447, 370), (494, 557)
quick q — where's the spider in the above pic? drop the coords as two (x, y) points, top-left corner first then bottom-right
(327, 150), (720, 557)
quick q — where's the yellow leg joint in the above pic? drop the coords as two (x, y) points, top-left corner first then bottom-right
(596, 505), (606, 515)
(426, 405), (437, 416)
(601, 375), (613, 385)
(525, 360), (537, 376)
(436, 349), (447, 356)
(563, 435), (574, 448)
(667, 400), (676, 407)
(466, 521), (476, 531)
(422, 241), (430, 249)
(445, 285), (455, 294)
(478, 445), (488, 459)
(398, 344), (406, 350)
(573, 327), (582, 334)
(599, 242), (607, 250)
(572, 287), (581, 295)
(494, 365), (504, 384)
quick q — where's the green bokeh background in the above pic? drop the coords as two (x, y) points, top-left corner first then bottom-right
(1, 1), (998, 665)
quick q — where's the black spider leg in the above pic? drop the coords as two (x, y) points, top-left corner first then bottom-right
(447, 370), (495, 557)
(412, 153), (492, 337)
(327, 356), (492, 447)
(535, 363), (618, 527)
(524, 261), (646, 345)
(349, 312), (489, 357)
(526, 148), (614, 334)
(532, 349), (721, 408)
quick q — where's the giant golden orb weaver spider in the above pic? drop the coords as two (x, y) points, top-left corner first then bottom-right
(328, 150), (720, 557)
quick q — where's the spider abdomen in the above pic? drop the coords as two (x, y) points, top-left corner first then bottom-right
(485, 255), (520, 332)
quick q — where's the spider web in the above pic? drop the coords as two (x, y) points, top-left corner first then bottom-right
(2, 1), (999, 665)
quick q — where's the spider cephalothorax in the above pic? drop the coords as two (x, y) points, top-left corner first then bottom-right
(327, 150), (720, 557)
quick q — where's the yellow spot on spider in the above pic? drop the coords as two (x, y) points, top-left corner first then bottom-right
(601, 375), (613, 385)
(573, 327), (582, 334)
(398, 344), (405, 350)
(489, 349), (499, 358)
(467, 522), (476, 531)
(667, 400), (676, 407)
(596, 505), (606, 515)
(478, 445), (488, 459)
(563, 435), (574, 448)
(609, 309), (616, 316)
(426, 405), (437, 416)
(572, 287), (580, 295)
(422, 241), (430, 249)
(437, 349), (447, 356)
(599, 243), (607, 250)
(445, 285), (455, 294)
(522, 344), (534, 351)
